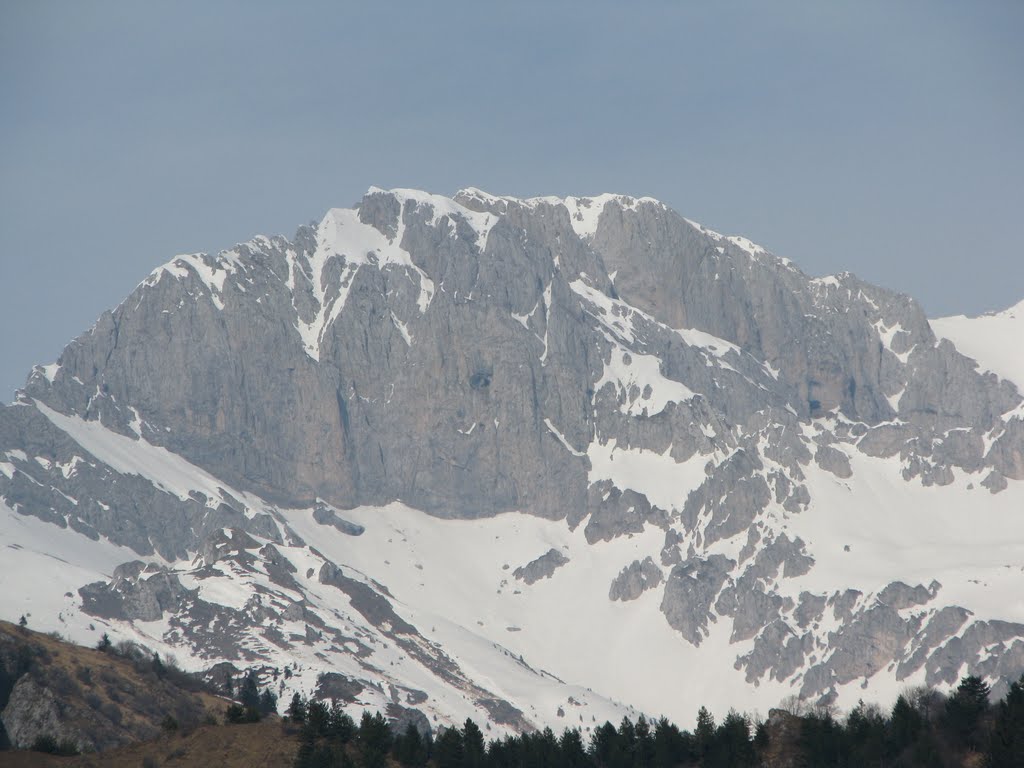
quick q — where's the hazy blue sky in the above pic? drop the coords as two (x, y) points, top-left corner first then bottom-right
(2, 1), (1022, 401)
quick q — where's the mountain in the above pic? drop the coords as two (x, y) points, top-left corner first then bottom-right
(1, 187), (1022, 735)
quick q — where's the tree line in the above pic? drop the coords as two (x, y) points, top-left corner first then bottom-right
(282, 674), (1024, 768)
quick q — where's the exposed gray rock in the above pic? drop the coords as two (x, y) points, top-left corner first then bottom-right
(983, 469), (1009, 493)
(829, 589), (863, 623)
(925, 619), (1024, 689)
(989, 419), (1024, 480)
(858, 424), (912, 459)
(386, 702), (432, 737)
(319, 563), (417, 635)
(876, 580), (937, 610)
(513, 549), (569, 585)
(0, 676), (70, 750)
(316, 672), (365, 702)
(747, 534), (814, 580)
(682, 449), (770, 544)
(896, 605), (970, 680)
(794, 592), (826, 629)
(801, 604), (919, 697)
(313, 504), (365, 536)
(583, 482), (665, 543)
(608, 557), (663, 602)
(79, 570), (194, 622)
(737, 620), (812, 684)
(814, 444), (852, 478)
(716, 575), (789, 643)
(660, 529), (684, 567)
(660, 554), (734, 646)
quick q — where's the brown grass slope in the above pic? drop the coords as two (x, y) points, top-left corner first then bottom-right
(1, 719), (300, 768)
(0, 620), (228, 754)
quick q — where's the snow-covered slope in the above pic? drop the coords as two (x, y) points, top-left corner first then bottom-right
(2, 187), (1023, 734)
(931, 299), (1024, 391)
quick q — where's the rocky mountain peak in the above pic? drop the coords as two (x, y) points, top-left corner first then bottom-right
(1, 187), (1022, 731)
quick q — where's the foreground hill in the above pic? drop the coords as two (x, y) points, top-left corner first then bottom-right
(1, 188), (1022, 731)
(0, 620), (226, 753)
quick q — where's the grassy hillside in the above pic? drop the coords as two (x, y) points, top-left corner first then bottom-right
(0, 620), (227, 753)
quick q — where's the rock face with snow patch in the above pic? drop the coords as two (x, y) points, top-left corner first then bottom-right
(1, 186), (1024, 729)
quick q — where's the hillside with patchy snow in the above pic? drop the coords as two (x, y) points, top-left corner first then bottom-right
(1, 188), (1023, 734)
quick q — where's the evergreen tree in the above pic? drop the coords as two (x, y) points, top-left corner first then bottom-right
(846, 700), (885, 765)
(695, 706), (716, 760)
(259, 687), (278, 716)
(96, 632), (112, 652)
(151, 653), (166, 679)
(797, 712), (844, 768)
(706, 710), (755, 768)
(534, 727), (561, 767)
(357, 710), (392, 768)
(462, 718), (486, 768)
(604, 717), (634, 768)
(434, 725), (465, 768)
(305, 700), (330, 738)
(288, 692), (307, 724)
(634, 715), (655, 768)
(753, 720), (769, 753)
(945, 674), (991, 752)
(888, 694), (922, 757)
(393, 722), (428, 768)
(329, 701), (355, 743)
(559, 727), (589, 768)
(653, 716), (691, 768)
(989, 674), (1024, 768)
(239, 670), (261, 710)
(590, 721), (618, 767)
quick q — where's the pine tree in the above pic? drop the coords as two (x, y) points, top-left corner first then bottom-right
(989, 674), (1024, 768)
(288, 692), (307, 724)
(634, 715), (655, 768)
(695, 706), (716, 760)
(259, 687), (278, 716)
(889, 694), (922, 756)
(589, 721), (618, 767)
(305, 700), (330, 738)
(329, 701), (355, 743)
(945, 674), (991, 752)
(393, 722), (428, 768)
(357, 711), (391, 768)
(239, 671), (261, 711)
(434, 725), (464, 768)
(151, 653), (166, 679)
(462, 718), (486, 768)
(707, 710), (755, 768)
(653, 716), (691, 768)
(559, 728), (589, 768)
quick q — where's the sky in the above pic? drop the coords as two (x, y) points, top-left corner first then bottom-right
(2, 0), (1022, 402)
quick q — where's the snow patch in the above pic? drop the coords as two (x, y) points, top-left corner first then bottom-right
(596, 347), (696, 417)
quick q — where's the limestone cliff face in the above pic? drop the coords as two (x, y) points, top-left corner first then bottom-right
(11, 188), (1019, 534)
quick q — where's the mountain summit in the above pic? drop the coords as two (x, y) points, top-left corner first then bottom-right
(1, 188), (1022, 737)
